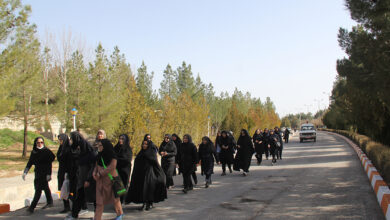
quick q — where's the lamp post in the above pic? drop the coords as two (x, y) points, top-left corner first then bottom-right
(71, 108), (78, 131)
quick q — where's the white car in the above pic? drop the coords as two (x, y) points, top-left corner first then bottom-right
(299, 123), (316, 143)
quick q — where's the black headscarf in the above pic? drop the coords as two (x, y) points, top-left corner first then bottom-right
(32, 136), (46, 152)
(97, 139), (117, 167)
(70, 131), (92, 154)
(160, 134), (172, 147)
(200, 136), (214, 154)
(238, 129), (252, 146)
(183, 134), (193, 144)
(57, 134), (70, 161)
(144, 134), (151, 141)
(114, 134), (132, 161)
(172, 133), (182, 146)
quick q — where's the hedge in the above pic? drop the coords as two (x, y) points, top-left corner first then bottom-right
(321, 129), (390, 185)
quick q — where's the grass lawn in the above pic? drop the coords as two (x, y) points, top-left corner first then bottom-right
(0, 129), (58, 178)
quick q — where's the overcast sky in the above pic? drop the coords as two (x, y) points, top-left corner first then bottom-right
(24, 0), (356, 116)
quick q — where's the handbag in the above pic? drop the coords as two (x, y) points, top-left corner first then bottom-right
(101, 158), (127, 198)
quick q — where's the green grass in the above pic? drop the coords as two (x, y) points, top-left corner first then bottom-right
(0, 128), (57, 149)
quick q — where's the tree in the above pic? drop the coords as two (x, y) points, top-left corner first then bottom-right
(115, 76), (159, 153)
(176, 62), (195, 96)
(6, 16), (42, 157)
(0, 0), (32, 116)
(136, 61), (157, 107)
(159, 64), (178, 99)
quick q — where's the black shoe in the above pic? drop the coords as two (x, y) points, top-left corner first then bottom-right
(59, 208), (70, 213)
(42, 203), (53, 209)
(205, 182), (209, 188)
(145, 203), (152, 211)
(26, 208), (34, 214)
(194, 180), (198, 185)
(188, 186), (193, 190)
(182, 188), (188, 194)
(221, 172), (226, 176)
(138, 204), (146, 211)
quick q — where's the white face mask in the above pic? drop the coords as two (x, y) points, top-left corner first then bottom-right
(37, 145), (44, 150)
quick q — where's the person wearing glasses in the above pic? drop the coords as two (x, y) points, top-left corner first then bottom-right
(23, 137), (55, 214)
(159, 134), (177, 189)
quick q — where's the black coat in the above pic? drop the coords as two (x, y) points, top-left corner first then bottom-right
(269, 134), (279, 154)
(198, 140), (218, 176)
(57, 134), (72, 190)
(178, 142), (198, 175)
(253, 133), (266, 155)
(219, 136), (235, 164)
(26, 146), (55, 182)
(126, 143), (167, 204)
(275, 130), (283, 148)
(114, 136), (133, 189)
(70, 132), (97, 202)
(235, 131), (254, 172)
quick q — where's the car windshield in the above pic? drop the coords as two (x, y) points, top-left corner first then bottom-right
(301, 126), (315, 130)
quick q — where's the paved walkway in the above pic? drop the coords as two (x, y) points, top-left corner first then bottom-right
(0, 132), (385, 219)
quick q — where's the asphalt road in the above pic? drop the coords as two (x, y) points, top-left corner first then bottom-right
(0, 131), (385, 219)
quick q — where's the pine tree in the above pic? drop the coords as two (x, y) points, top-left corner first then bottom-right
(136, 61), (157, 106)
(159, 64), (178, 99)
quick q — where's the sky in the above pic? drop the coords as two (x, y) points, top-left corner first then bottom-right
(24, 0), (356, 117)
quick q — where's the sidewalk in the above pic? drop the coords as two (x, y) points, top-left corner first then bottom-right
(0, 171), (59, 211)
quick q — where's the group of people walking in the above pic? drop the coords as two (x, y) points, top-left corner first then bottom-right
(22, 127), (289, 219)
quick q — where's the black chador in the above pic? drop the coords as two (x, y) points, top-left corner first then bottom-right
(269, 130), (279, 165)
(114, 134), (133, 203)
(126, 140), (167, 211)
(198, 136), (218, 188)
(234, 129), (254, 176)
(219, 131), (235, 175)
(57, 134), (72, 213)
(23, 137), (55, 213)
(178, 134), (198, 193)
(252, 130), (265, 165)
(69, 132), (96, 219)
(159, 134), (177, 189)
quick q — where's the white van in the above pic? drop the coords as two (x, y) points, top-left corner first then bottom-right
(299, 123), (316, 143)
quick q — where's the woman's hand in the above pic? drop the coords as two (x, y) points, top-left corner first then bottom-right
(84, 181), (90, 188)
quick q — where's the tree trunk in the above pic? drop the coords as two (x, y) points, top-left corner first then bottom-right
(22, 88), (28, 158)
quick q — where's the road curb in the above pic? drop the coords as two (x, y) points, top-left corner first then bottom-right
(330, 132), (390, 219)
(0, 204), (10, 214)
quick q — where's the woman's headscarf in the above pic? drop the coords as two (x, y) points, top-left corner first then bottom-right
(32, 136), (46, 152)
(114, 134), (132, 154)
(144, 134), (151, 141)
(97, 139), (117, 167)
(57, 134), (70, 158)
(183, 134), (193, 144)
(70, 131), (93, 155)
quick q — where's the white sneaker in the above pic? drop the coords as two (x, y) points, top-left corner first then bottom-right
(78, 209), (89, 216)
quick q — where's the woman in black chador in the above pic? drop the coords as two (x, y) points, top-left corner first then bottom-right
(178, 134), (198, 193)
(126, 140), (167, 211)
(114, 134), (133, 203)
(57, 134), (72, 213)
(159, 134), (177, 189)
(269, 129), (280, 165)
(235, 129), (254, 176)
(172, 134), (182, 175)
(198, 136), (219, 188)
(23, 137), (55, 214)
(68, 131), (97, 219)
(253, 129), (265, 165)
(219, 131), (235, 176)
(263, 128), (270, 160)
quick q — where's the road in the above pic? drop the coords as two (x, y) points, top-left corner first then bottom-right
(0, 132), (385, 219)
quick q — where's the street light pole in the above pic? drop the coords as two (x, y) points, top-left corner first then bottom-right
(71, 108), (78, 131)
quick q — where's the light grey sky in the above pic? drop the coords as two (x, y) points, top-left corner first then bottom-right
(25, 0), (356, 116)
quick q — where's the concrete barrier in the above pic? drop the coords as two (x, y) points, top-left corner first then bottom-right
(330, 132), (390, 219)
(0, 173), (58, 211)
